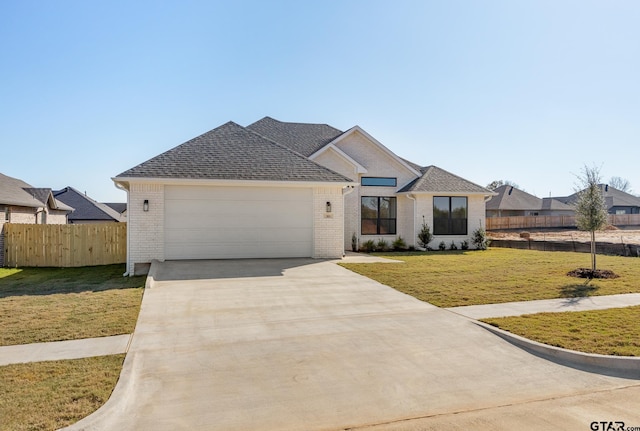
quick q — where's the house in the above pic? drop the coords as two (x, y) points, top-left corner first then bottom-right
(486, 185), (574, 217)
(0, 172), (74, 266)
(555, 184), (640, 215)
(113, 117), (493, 275)
(104, 202), (127, 219)
(53, 187), (125, 224)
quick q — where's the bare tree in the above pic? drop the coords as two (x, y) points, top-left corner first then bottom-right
(609, 176), (632, 193)
(486, 180), (520, 191)
(574, 165), (608, 274)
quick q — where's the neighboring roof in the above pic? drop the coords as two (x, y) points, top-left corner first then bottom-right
(554, 184), (640, 209)
(398, 165), (493, 195)
(116, 121), (353, 184)
(104, 203), (127, 214)
(247, 116), (344, 157)
(54, 187), (124, 222)
(0, 173), (73, 211)
(486, 185), (572, 211)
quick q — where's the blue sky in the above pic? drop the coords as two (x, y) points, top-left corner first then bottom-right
(2, 0), (638, 202)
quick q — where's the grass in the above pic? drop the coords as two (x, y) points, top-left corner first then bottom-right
(0, 355), (125, 431)
(482, 306), (640, 356)
(0, 264), (145, 346)
(340, 248), (640, 307)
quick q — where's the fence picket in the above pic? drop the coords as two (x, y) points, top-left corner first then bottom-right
(4, 223), (126, 267)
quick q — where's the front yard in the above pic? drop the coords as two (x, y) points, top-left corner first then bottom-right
(340, 248), (640, 308)
(0, 264), (144, 430)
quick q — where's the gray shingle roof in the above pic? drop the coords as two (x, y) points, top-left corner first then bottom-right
(247, 117), (344, 157)
(398, 165), (491, 194)
(487, 185), (573, 211)
(555, 184), (640, 210)
(54, 187), (124, 222)
(116, 121), (352, 183)
(0, 173), (72, 211)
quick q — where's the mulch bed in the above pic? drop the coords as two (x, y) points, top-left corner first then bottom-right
(567, 268), (619, 279)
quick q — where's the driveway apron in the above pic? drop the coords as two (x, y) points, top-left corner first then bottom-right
(65, 259), (640, 431)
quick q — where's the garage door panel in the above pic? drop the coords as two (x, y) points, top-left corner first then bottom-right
(164, 186), (313, 259)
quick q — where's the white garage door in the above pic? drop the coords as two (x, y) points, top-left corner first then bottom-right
(164, 185), (313, 259)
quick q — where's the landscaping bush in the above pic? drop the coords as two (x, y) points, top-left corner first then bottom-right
(392, 236), (408, 251)
(376, 238), (389, 252)
(461, 240), (469, 250)
(449, 241), (458, 250)
(360, 239), (376, 253)
(438, 241), (446, 251)
(417, 216), (433, 250)
(472, 227), (490, 250)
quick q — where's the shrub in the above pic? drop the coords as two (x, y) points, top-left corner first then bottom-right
(417, 216), (433, 250)
(361, 239), (376, 253)
(460, 240), (469, 250)
(392, 236), (408, 251)
(438, 241), (446, 251)
(449, 241), (458, 250)
(351, 233), (358, 252)
(472, 227), (490, 250)
(376, 238), (389, 252)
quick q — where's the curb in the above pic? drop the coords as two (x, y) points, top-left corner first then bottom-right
(474, 320), (640, 380)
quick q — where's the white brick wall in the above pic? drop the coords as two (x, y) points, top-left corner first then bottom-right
(313, 186), (345, 258)
(127, 183), (165, 274)
(414, 194), (487, 249)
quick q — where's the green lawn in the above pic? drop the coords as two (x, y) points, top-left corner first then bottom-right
(0, 264), (145, 346)
(340, 249), (640, 307)
(0, 355), (125, 431)
(483, 306), (640, 356)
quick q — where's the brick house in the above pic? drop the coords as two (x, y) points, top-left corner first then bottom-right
(0, 173), (73, 266)
(113, 117), (493, 275)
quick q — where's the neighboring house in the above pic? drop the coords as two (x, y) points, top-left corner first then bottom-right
(113, 117), (493, 275)
(53, 187), (125, 224)
(486, 185), (574, 217)
(555, 184), (640, 215)
(104, 202), (127, 219)
(0, 172), (73, 266)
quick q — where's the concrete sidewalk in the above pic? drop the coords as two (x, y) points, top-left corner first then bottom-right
(447, 293), (640, 319)
(0, 334), (131, 366)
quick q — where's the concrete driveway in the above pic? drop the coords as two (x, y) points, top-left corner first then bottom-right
(66, 258), (640, 431)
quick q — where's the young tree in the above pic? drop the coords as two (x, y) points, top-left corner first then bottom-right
(417, 216), (433, 250)
(574, 165), (608, 274)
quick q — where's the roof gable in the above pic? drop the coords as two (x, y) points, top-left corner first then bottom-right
(116, 121), (352, 184)
(325, 126), (422, 178)
(54, 187), (122, 221)
(399, 166), (492, 195)
(0, 173), (72, 211)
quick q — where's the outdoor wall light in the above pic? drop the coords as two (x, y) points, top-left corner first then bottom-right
(143, 199), (149, 212)
(326, 201), (332, 213)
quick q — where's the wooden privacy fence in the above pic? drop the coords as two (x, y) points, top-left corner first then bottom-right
(4, 223), (126, 267)
(486, 214), (640, 231)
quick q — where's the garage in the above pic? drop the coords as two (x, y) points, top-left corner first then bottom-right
(164, 185), (313, 260)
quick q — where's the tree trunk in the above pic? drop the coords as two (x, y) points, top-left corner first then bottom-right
(591, 230), (596, 272)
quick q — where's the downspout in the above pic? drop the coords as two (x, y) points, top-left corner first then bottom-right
(406, 194), (416, 247)
(115, 182), (130, 277)
(343, 185), (356, 255)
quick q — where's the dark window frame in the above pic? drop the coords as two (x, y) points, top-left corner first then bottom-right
(361, 196), (397, 235)
(433, 196), (468, 235)
(361, 177), (397, 187)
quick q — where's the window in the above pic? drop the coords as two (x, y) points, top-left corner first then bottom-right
(361, 177), (397, 187)
(361, 197), (397, 235)
(433, 197), (467, 235)
(3, 206), (9, 222)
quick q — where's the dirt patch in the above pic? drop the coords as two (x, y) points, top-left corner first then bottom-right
(488, 228), (640, 245)
(567, 268), (620, 279)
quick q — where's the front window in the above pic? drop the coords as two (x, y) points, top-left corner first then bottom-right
(361, 197), (397, 235)
(361, 177), (397, 187)
(433, 196), (467, 235)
